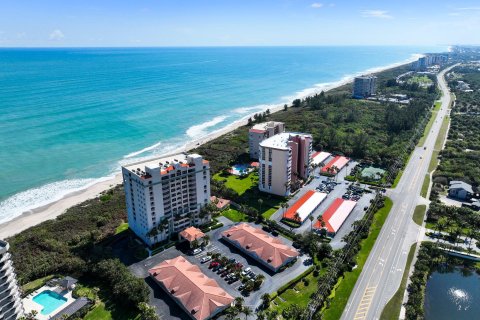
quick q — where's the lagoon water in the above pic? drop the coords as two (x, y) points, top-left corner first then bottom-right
(424, 267), (480, 320)
(0, 46), (445, 223)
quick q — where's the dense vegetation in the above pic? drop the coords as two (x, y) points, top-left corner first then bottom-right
(194, 64), (438, 178)
(432, 65), (480, 195)
(7, 186), (149, 316)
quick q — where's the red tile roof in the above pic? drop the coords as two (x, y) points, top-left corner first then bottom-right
(221, 223), (298, 269)
(249, 128), (266, 134)
(210, 196), (231, 209)
(149, 257), (233, 320)
(179, 226), (205, 243)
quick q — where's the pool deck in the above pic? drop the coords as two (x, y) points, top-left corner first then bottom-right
(22, 285), (76, 320)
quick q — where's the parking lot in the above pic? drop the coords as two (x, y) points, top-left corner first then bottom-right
(129, 220), (310, 319)
(270, 159), (377, 249)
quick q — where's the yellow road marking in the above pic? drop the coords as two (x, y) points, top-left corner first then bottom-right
(354, 286), (377, 319)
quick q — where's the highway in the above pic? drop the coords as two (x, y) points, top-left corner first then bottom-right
(341, 64), (457, 320)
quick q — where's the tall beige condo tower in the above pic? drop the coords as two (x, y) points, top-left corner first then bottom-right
(259, 132), (312, 196)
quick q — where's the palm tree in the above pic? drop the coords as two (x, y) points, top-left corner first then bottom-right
(261, 293), (271, 309)
(258, 199), (264, 214)
(309, 215), (314, 231)
(294, 212), (301, 223)
(243, 306), (253, 320)
(234, 297), (244, 313)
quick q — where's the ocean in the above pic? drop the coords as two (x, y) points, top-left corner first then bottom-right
(0, 46), (446, 223)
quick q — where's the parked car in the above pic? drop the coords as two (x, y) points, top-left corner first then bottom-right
(228, 258), (236, 263)
(220, 270), (229, 277)
(238, 284), (246, 291)
(241, 267), (252, 276)
(262, 226), (272, 232)
(201, 256), (212, 263)
(209, 262), (219, 269)
(228, 276), (239, 284)
(213, 264), (222, 272)
(217, 267), (227, 273)
(189, 248), (202, 255)
(248, 272), (256, 279)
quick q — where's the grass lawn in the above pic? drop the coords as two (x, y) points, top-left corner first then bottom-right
(78, 282), (140, 320)
(213, 172), (258, 196)
(214, 171), (283, 219)
(428, 115), (450, 174)
(115, 222), (129, 234)
(321, 197), (393, 320)
(222, 208), (248, 222)
(408, 75), (433, 85)
(391, 169), (404, 188)
(84, 302), (110, 320)
(21, 275), (55, 295)
(417, 101), (441, 147)
(421, 175), (430, 198)
(380, 243), (417, 320)
(412, 205), (427, 226)
(271, 268), (324, 314)
(434, 116), (450, 151)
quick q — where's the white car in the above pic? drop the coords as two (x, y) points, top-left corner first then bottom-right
(241, 267), (252, 276)
(201, 256), (211, 263)
(191, 248), (202, 255)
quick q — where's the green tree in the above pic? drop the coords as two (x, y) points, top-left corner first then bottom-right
(138, 302), (159, 320)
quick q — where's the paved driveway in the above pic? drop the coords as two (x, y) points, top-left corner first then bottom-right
(129, 221), (310, 318)
(269, 160), (376, 248)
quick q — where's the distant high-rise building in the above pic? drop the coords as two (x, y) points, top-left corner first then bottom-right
(122, 154), (211, 246)
(259, 132), (312, 196)
(248, 121), (285, 159)
(352, 76), (377, 99)
(0, 241), (23, 320)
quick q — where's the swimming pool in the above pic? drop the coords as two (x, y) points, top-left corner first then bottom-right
(33, 290), (67, 315)
(231, 164), (252, 175)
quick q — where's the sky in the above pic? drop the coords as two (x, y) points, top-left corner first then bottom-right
(0, 0), (479, 47)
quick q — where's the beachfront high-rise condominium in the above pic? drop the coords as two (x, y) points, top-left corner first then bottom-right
(0, 241), (24, 320)
(352, 75), (377, 99)
(259, 132), (313, 196)
(122, 154), (211, 246)
(248, 121), (285, 159)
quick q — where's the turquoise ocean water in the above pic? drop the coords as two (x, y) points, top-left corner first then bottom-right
(0, 46), (446, 223)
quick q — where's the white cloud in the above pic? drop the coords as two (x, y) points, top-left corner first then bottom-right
(311, 3), (323, 9)
(49, 29), (65, 40)
(361, 10), (393, 19)
(457, 7), (480, 11)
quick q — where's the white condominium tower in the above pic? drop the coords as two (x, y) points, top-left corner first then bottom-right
(0, 241), (23, 320)
(122, 154), (211, 246)
(248, 121), (285, 159)
(259, 132), (313, 196)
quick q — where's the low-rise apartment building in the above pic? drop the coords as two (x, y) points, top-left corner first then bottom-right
(122, 153), (211, 246)
(258, 132), (312, 196)
(248, 121), (285, 159)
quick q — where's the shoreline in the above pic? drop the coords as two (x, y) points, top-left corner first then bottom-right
(0, 55), (420, 240)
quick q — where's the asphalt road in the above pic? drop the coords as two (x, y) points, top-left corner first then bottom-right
(341, 65), (458, 320)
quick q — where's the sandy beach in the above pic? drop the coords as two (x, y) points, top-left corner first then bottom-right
(0, 57), (418, 240)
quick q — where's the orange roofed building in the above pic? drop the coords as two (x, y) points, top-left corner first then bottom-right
(221, 223), (299, 272)
(149, 256), (234, 320)
(179, 226), (205, 245)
